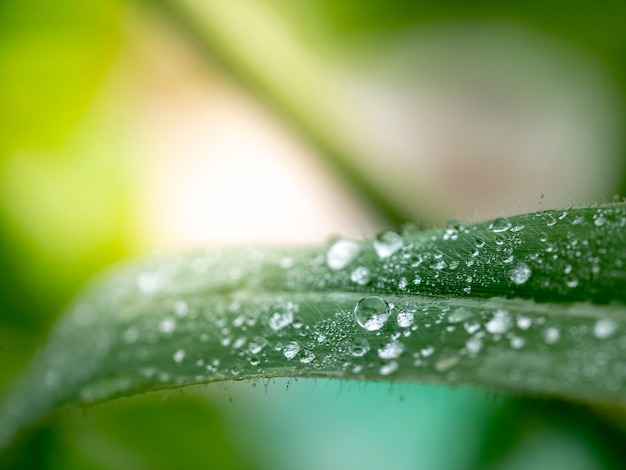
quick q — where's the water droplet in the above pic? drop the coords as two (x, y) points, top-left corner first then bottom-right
(283, 341), (301, 360)
(543, 327), (560, 344)
(594, 216), (607, 227)
(413, 275), (422, 285)
(431, 259), (446, 270)
(173, 349), (186, 364)
(517, 316), (532, 330)
(420, 346), (434, 357)
(269, 304), (295, 331)
(435, 355), (459, 372)
(138, 272), (159, 294)
(354, 296), (390, 331)
(378, 340), (404, 360)
(486, 310), (512, 334)
(490, 217), (512, 233)
(464, 321), (480, 334)
(474, 237), (486, 248)
(350, 337), (370, 357)
(300, 350), (316, 363)
(248, 337), (266, 354)
(509, 262), (532, 285)
(565, 275), (579, 288)
(510, 336), (525, 349)
(373, 231), (403, 259)
(159, 317), (176, 334)
(397, 310), (414, 328)
(350, 266), (371, 285)
(594, 319), (617, 339)
(380, 361), (398, 376)
(465, 335), (483, 354)
(122, 327), (139, 344)
(174, 300), (189, 318)
(326, 239), (361, 270)
(546, 215), (557, 226)
(448, 307), (472, 323)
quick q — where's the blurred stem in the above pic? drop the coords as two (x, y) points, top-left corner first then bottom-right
(149, 0), (411, 227)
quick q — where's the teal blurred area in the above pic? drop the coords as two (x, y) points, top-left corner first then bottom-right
(2, 0), (626, 468)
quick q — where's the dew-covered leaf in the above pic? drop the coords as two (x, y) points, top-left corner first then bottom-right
(2, 203), (626, 450)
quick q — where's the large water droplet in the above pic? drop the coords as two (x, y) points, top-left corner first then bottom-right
(378, 340), (404, 360)
(283, 341), (301, 360)
(490, 217), (512, 233)
(509, 262), (532, 285)
(350, 337), (370, 357)
(373, 231), (403, 259)
(326, 239), (361, 270)
(354, 296), (390, 331)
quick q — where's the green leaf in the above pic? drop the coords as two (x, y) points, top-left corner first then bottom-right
(2, 203), (626, 451)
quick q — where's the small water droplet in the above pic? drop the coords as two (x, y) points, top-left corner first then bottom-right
(594, 216), (607, 227)
(248, 337), (266, 354)
(300, 350), (316, 363)
(138, 272), (159, 294)
(448, 307), (472, 323)
(354, 296), (390, 331)
(474, 237), (486, 248)
(510, 336), (525, 349)
(413, 275), (422, 285)
(283, 341), (301, 360)
(174, 300), (189, 317)
(486, 310), (512, 334)
(378, 340), (404, 360)
(490, 217), (512, 233)
(350, 266), (371, 285)
(546, 215), (557, 226)
(435, 355), (459, 372)
(122, 327), (139, 344)
(465, 336), (483, 354)
(350, 337), (370, 357)
(269, 304), (295, 331)
(397, 310), (415, 328)
(159, 317), (176, 334)
(565, 275), (579, 288)
(398, 277), (408, 290)
(517, 316), (532, 330)
(380, 361), (398, 376)
(173, 349), (186, 364)
(326, 239), (361, 270)
(543, 327), (560, 344)
(373, 231), (403, 259)
(420, 346), (434, 357)
(509, 262), (532, 285)
(594, 319), (617, 339)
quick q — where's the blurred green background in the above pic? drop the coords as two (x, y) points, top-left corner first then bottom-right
(2, 0), (626, 468)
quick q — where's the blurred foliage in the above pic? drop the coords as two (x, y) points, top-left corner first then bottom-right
(0, 0), (128, 335)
